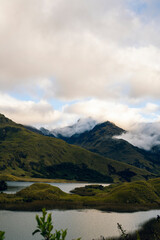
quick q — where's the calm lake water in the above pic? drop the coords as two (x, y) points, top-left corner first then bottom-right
(3, 181), (110, 194)
(1, 182), (160, 240)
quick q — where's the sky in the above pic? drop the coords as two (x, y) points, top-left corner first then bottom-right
(0, 0), (160, 130)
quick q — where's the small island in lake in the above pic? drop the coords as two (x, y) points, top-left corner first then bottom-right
(1, 177), (160, 212)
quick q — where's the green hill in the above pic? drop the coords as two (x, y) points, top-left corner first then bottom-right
(2, 178), (160, 211)
(70, 177), (160, 211)
(0, 114), (153, 182)
(63, 121), (160, 175)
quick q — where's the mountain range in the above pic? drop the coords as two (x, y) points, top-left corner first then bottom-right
(49, 117), (97, 138)
(0, 113), (154, 182)
(31, 118), (160, 176)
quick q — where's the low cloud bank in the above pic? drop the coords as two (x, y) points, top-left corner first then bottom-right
(51, 117), (97, 137)
(115, 122), (160, 150)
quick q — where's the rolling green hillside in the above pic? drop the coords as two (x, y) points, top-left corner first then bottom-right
(72, 178), (160, 205)
(70, 177), (160, 211)
(63, 121), (160, 175)
(2, 178), (160, 211)
(0, 114), (153, 182)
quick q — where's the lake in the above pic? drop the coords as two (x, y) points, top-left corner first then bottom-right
(1, 181), (160, 240)
(3, 181), (110, 194)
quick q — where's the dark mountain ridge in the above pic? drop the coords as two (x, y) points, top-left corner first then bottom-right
(0, 113), (152, 182)
(50, 120), (160, 176)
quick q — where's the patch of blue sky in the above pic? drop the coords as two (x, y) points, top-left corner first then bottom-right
(48, 98), (67, 110)
(9, 83), (45, 103)
(127, 98), (160, 109)
(125, 97), (147, 108)
(10, 91), (70, 110)
(127, 0), (160, 22)
(141, 112), (160, 122)
(9, 92), (33, 102)
(49, 98), (83, 110)
(127, 0), (147, 15)
(49, 96), (94, 110)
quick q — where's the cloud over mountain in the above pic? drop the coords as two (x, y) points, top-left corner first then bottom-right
(0, 0), (160, 128)
(51, 117), (97, 137)
(115, 122), (160, 150)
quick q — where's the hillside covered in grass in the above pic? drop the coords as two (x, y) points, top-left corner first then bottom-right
(1, 178), (160, 211)
(0, 113), (153, 182)
(61, 121), (160, 175)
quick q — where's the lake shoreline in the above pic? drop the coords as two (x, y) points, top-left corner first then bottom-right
(1, 182), (160, 213)
(2, 178), (160, 213)
(0, 174), (88, 183)
(1, 208), (160, 240)
(0, 200), (160, 213)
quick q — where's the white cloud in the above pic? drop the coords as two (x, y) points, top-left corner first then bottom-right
(0, 93), (82, 129)
(0, 0), (160, 102)
(0, 93), (59, 126)
(63, 99), (146, 130)
(51, 117), (97, 137)
(0, 0), (160, 128)
(142, 103), (159, 114)
(115, 122), (160, 150)
(0, 91), (160, 133)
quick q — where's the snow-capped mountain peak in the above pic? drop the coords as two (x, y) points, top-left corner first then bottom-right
(51, 117), (97, 137)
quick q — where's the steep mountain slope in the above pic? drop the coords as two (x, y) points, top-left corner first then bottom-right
(25, 125), (55, 137)
(0, 114), (153, 182)
(60, 121), (160, 175)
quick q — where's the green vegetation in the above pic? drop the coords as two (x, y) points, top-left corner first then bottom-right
(0, 232), (5, 240)
(0, 208), (80, 240)
(1, 178), (160, 211)
(32, 208), (68, 240)
(64, 121), (160, 176)
(0, 114), (152, 183)
(102, 217), (160, 240)
(0, 173), (80, 183)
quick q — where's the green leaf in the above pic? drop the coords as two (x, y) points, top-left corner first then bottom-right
(0, 231), (5, 240)
(32, 229), (40, 236)
(36, 215), (42, 226)
(55, 230), (61, 240)
(47, 213), (52, 224)
(32, 209), (70, 240)
(136, 231), (141, 240)
(62, 229), (67, 240)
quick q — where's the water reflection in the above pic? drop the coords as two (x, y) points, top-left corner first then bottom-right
(4, 181), (110, 194)
(1, 182), (160, 240)
(0, 209), (160, 240)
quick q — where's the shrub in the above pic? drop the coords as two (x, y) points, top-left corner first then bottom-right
(32, 208), (81, 240)
(0, 231), (5, 240)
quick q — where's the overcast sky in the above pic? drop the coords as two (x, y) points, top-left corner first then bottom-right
(0, 0), (160, 130)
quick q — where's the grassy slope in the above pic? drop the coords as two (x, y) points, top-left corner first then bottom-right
(0, 174), (80, 182)
(65, 121), (160, 175)
(1, 178), (160, 211)
(0, 114), (152, 182)
(70, 178), (160, 210)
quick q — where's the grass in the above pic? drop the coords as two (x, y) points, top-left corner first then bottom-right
(0, 173), (81, 183)
(1, 177), (160, 211)
(64, 121), (160, 176)
(0, 113), (153, 183)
